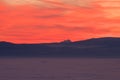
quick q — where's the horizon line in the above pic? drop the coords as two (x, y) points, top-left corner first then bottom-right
(0, 36), (120, 44)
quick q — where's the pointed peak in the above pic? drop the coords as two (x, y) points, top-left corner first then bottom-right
(60, 39), (72, 44)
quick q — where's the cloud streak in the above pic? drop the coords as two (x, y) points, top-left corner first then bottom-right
(2, 0), (92, 7)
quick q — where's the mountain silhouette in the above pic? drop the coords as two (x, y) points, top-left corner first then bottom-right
(0, 37), (120, 58)
(72, 37), (120, 46)
(0, 41), (15, 46)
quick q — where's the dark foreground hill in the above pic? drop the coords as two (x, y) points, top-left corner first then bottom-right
(0, 37), (120, 58)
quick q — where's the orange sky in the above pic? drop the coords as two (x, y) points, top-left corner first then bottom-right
(0, 0), (120, 43)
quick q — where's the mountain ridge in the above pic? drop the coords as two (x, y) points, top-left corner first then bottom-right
(1, 37), (120, 45)
(0, 37), (120, 58)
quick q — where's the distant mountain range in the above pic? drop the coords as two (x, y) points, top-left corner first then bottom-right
(0, 37), (120, 58)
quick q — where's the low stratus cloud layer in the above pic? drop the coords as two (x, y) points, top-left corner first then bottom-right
(0, 0), (120, 43)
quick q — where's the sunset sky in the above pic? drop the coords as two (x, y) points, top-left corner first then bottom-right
(0, 0), (120, 43)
